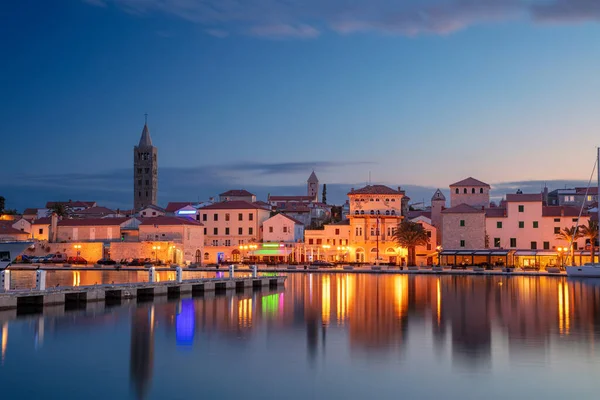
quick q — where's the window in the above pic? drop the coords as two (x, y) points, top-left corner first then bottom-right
(225, 213), (230, 221)
(213, 228), (218, 235)
(238, 227), (243, 235)
(572, 218), (578, 222)
(283, 227), (288, 233)
(554, 227), (560, 234)
(455, 188), (459, 194)
(533, 221), (539, 228)
(225, 228), (230, 235)
(202, 214), (207, 222)
(531, 241), (537, 250)
(335, 229), (340, 235)
(145, 180), (149, 185)
(471, 188), (475, 194)
(223, 239), (230, 246)
(212, 240), (218, 246)
(574, 242), (578, 250)
(138, 180), (142, 185)
(510, 238), (517, 247)
(543, 241), (550, 250)
(460, 240), (465, 247)
(463, 188), (467, 194)
(494, 238), (501, 247)
(554, 218), (560, 223)
(38, 228), (43, 234)
(204, 252), (209, 260)
(518, 205), (524, 212)
(196, 215), (199, 221)
(145, 168), (149, 173)
(427, 244), (432, 251)
(588, 195), (593, 201)
(249, 213), (254, 221)
(152, 212), (156, 216)
(480, 188), (484, 194)
(269, 226), (273, 233)
(137, 168), (142, 174)
(460, 220), (465, 227)
(519, 221), (524, 228)
(317, 239), (322, 245)
(427, 230), (432, 237)
(370, 210), (374, 215)
(238, 213), (243, 221)
(497, 221), (502, 229)
(214, 214), (218, 221)
(249, 227), (253, 235)
(204, 228), (207, 235)
(309, 239), (314, 245)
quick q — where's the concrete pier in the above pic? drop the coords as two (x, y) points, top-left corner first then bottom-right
(0, 276), (287, 312)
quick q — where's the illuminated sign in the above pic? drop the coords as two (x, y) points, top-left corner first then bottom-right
(177, 210), (197, 215)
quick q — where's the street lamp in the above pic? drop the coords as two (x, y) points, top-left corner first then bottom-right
(322, 244), (331, 261)
(152, 245), (161, 263)
(73, 244), (82, 258)
(436, 246), (442, 266)
(557, 247), (566, 268)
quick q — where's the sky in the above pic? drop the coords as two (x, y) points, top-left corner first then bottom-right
(1, 0), (600, 211)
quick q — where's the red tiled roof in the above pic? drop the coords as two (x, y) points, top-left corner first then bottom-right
(76, 206), (116, 215)
(442, 204), (485, 214)
(140, 204), (166, 212)
(406, 210), (432, 219)
(253, 201), (271, 207)
(542, 206), (585, 218)
(200, 201), (268, 210)
(220, 189), (255, 197)
(575, 187), (598, 195)
(449, 177), (490, 187)
(485, 208), (506, 217)
(139, 216), (202, 226)
(0, 225), (29, 236)
(32, 217), (51, 225)
(58, 217), (131, 227)
(281, 204), (310, 213)
(506, 193), (543, 202)
(165, 202), (194, 213)
(277, 214), (304, 225)
(269, 195), (314, 202)
(348, 185), (401, 195)
(46, 201), (96, 208)
(23, 208), (38, 215)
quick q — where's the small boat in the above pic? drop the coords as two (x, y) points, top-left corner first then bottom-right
(0, 241), (34, 270)
(566, 147), (600, 278)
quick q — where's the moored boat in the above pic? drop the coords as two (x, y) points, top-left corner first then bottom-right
(0, 241), (34, 270)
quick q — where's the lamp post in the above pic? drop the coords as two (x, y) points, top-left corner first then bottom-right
(152, 245), (161, 264)
(436, 245), (442, 266)
(73, 244), (81, 258)
(557, 247), (564, 269)
(322, 244), (331, 262)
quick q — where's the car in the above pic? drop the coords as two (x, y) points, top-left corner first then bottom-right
(310, 260), (335, 267)
(127, 258), (144, 266)
(67, 256), (88, 265)
(96, 258), (117, 265)
(47, 253), (68, 263)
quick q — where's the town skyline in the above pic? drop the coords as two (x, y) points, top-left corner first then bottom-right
(2, 1), (600, 210)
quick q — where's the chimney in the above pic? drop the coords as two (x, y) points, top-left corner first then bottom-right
(49, 213), (58, 243)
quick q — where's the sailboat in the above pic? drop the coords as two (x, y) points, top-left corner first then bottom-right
(0, 241), (34, 270)
(566, 147), (600, 277)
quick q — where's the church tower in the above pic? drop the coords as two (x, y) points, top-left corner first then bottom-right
(134, 118), (158, 211)
(307, 171), (319, 201)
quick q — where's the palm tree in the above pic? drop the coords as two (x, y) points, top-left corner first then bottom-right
(48, 203), (68, 218)
(579, 220), (598, 264)
(393, 221), (430, 266)
(556, 226), (583, 266)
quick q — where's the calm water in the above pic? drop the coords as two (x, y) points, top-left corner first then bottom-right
(2, 273), (600, 399)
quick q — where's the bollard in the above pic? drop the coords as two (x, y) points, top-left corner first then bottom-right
(36, 270), (47, 291)
(0, 270), (10, 292)
(251, 264), (258, 278)
(149, 266), (157, 283)
(175, 266), (183, 283)
(228, 264), (234, 279)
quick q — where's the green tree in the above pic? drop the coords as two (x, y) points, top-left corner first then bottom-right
(0, 196), (5, 212)
(322, 184), (327, 204)
(48, 203), (68, 218)
(556, 226), (582, 266)
(579, 220), (598, 264)
(393, 221), (430, 266)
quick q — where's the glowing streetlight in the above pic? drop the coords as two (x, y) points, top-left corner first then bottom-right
(436, 245), (442, 266)
(73, 244), (82, 257)
(152, 245), (161, 263)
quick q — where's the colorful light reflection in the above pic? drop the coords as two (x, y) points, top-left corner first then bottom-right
(176, 300), (195, 346)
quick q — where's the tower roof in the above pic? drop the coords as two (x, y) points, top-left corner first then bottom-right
(138, 124), (153, 147)
(307, 171), (318, 183)
(431, 189), (446, 201)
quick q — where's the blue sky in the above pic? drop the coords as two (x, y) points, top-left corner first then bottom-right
(2, 0), (600, 210)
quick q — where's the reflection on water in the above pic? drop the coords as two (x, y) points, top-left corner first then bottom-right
(2, 274), (600, 399)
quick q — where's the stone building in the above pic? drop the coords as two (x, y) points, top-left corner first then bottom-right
(307, 171), (319, 201)
(430, 189), (446, 245)
(133, 120), (158, 211)
(449, 177), (490, 208)
(441, 204), (486, 250)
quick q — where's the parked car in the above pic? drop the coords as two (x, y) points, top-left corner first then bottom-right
(67, 256), (88, 265)
(310, 260), (335, 267)
(47, 253), (68, 263)
(30, 256), (44, 263)
(96, 258), (117, 265)
(128, 258), (144, 266)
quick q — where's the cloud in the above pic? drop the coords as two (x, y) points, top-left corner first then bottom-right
(225, 161), (374, 175)
(83, 0), (600, 39)
(205, 28), (229, 38)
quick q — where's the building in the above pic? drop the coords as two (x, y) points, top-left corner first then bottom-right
(307, 171), (319, 201)
(138, 217), (203, 264)
(219, 190), (256, 203)
(0, 224), (30, 241)
(441, 203), (486, 251)
(138, 205), (166, 218)
(72, 206), (123, 219)
(347, 185), (405, 264)
(263, 213), (304, 243)
(304, 220), (351, 262)
(410, 215), (437, 266)
(31, 217), (51, 241)
(56, 218), (140, 242)
(548, 187), (598, 209)
(449, 177), (490, 208)
(430, 189), (446, 245)
(199, 201), (271, 247)
(133, 120), (158, 211)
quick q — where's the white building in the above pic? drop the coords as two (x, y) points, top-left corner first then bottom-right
(199, 201), (271, 247)
(263, 213), (304, 243)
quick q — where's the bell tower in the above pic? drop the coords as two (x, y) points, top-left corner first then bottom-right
(307, 171), (319, 201)
(134, 116), (158, 211)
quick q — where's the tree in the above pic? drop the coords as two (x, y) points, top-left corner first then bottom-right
(322, 184), (327, 204)
(0, 196), (5, 212)
(556, 226), (583, 266)
(48, 203), (68, 218)
(393, 221), (430, 266)
(580, 220), (598, 264)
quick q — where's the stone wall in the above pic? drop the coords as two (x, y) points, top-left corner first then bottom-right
(442, 212), (486, 250)
(27, 242), (104, 263)
(109, 241), (178, 264)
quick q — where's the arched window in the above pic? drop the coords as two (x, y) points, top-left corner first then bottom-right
(391, 210), (396, 215)
(471, 188), (475, 194)
(480, 188), (484, 193)
(204, 252), (209, 260)
(360, 210), (365, 215)
(455, 188), (459, 194)
(376, 210), (380, 215)
(463, 188), (467, 194)
(385, 210), (390, 215)
(370, 210), (374, 215)
(355, 210), (359, 215)
(370, 198), (374, 202)
(195, 249), (201, 264)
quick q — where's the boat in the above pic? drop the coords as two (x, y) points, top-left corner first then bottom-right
(566, 147), (600, 277)
(0, 241), (34, 270)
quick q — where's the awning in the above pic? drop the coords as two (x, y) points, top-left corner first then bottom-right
(514, 251), (536, 256)
(253, 249), (292, 256)
(440, 251), (457, 255)
(474, 251), (491, 255)
(491, 251), (510, 255)
(456, 251), (474, 255)
(537, 251), (558, 256)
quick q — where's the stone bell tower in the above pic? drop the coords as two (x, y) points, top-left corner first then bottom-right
(307, 171), (319, 201)
(133, 117), (158, 211)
